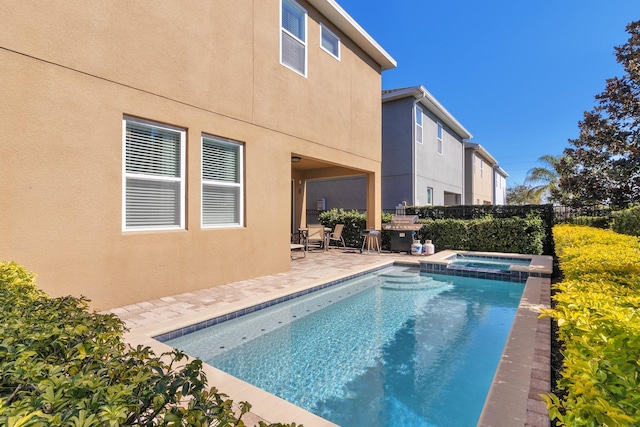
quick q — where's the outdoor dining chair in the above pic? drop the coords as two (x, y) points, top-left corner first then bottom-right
(329, 224), (346, 249)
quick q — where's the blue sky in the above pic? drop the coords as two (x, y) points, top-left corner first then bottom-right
(337, 0), (640, 186)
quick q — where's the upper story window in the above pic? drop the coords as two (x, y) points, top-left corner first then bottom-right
(281, 0), (307, 76)
(123, 118), (185, 231)
(473, 153), (476, 174)
(480, 159), (484, 177)
(426, 187), (433, 205)
(202, 135), (244, 228)
(437, 122), (443, 154)
(415, 105), (423, 144)
(320, 24), (340, 60)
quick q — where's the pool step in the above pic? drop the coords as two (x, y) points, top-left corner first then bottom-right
(379, 272), (451, 290)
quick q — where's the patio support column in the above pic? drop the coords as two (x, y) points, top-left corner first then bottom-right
(366, 171), (381, 230)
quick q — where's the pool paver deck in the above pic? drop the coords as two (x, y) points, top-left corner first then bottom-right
(108, 249), (551, 427)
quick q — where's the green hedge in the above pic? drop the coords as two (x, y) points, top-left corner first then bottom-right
(542, 226), (640, 426)
(0, 261), (299, 427)
(417, 215), (545, 254)
(611, 204), (640, 236)
(318, 209), (545, 254)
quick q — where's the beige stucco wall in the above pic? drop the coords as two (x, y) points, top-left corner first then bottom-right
(1, 1), (386, 309)
(464, 150), (494, 205)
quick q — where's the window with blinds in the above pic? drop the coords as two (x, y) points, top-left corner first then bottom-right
(320, 23), (340, 60)
(202, 135), (243, 227)
(437, 122), (443, 154)
(281, 0), (307, 76)
(123, 118), (185, 230)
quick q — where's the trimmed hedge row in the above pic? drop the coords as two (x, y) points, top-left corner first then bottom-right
(542, 225), (640, 426)
(611, 204), (640, 236)
(0, 261), (299, 427)
(318, 209), (545, 255)
(416, 215), (545, 254)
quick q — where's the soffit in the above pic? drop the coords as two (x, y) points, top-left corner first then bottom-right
(308, 0), (396, 71)
(382, 86), (473, 140)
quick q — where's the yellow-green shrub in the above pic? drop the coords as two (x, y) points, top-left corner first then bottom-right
(0, 261), (300, 427)
(542, 225), (640, 426)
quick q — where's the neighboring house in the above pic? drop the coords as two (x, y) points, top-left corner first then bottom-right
(0, 1), (395, 309)
(493, 166), (509, 205)
(464, 142), (499, 205)
(307, 85), (472, 210)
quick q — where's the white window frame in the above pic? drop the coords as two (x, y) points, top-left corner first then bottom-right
(201, 135), (244, 228)
(122, 117), (186, 232)
(320, 23), (340, 60)
(280, 0), (307, 77)
(480, 159), (484, 177)
(437, 122), (443, 155)
(415, 105), (423, 144)
(473, 154), (476, 174)
(426, 187), (433, 206)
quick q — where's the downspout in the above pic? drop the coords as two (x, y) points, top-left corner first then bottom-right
(412, 90), (426, 206)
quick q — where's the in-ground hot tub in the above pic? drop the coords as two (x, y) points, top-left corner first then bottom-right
(421, 250), (553, 282)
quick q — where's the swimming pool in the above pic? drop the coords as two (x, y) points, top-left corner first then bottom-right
(164, 266), (525, 426)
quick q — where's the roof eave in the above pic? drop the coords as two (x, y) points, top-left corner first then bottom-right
(309, 0), (397, 71)
(464, 142), (498, 165)
(383, 86), (473, 140)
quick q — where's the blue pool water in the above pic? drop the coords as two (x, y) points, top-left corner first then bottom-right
(447, 255), (532, 272)
(165, 266), (524, 427)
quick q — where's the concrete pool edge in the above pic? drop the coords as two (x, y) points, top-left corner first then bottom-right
(477, 275), (551, 427)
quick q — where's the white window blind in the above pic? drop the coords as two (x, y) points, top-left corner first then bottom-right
(123, 119), (184, 230)
(437, 122), (443, 154)
(202, 136), (243, 227)
(320, 24), (340, 59)
(281, 0), (306, 75)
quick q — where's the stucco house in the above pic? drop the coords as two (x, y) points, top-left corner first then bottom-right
(0, 0), (395, 309)
(463, 142), (502, 205)
(494, 166), (509, 205)
(307, 85), (472, 210)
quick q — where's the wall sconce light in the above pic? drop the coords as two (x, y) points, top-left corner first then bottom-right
(291, 156), (301, 163)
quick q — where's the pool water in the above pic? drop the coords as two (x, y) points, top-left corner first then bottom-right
(447, 255), (532, 272)
(165, 266), (524, 427)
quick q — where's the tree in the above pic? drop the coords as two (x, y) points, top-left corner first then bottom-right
(558, 20), (640, 208)
(524, 154), (564, 203)
(506, 184), (540, 205)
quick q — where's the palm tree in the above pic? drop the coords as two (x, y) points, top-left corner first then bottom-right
(525, 154), (563, 203)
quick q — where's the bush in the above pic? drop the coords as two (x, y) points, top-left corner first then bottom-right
(0, 261), (300, 427)
(318, 209), (545, 254)
(541, 225), (640, 426)
(611, 204), (640, 236)
(418, 215), (545, 254)
(566, 215), (611, 229)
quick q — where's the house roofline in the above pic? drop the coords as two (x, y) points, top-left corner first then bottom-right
(464, 142), (498, 165)
(310, 0), (397, 71)
(382, 85), (472, 139)
(494, 165), (509, 177)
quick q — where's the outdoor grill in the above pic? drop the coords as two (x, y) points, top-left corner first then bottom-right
(383, 215), (422, 253)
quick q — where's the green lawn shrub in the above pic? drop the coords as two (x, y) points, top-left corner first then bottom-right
(0, 261), (299, 427)
(541, 225), (640, 426)
(611, 204), (640, 236)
